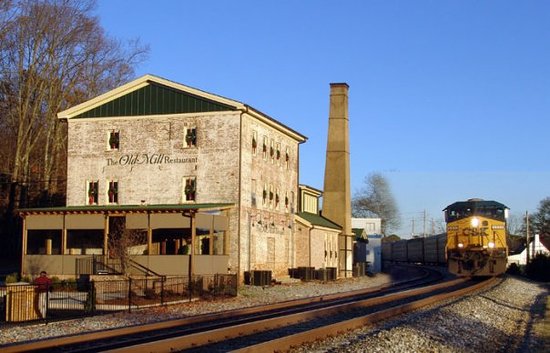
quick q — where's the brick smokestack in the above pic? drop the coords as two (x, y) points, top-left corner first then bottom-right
(322, 83), (353, 277)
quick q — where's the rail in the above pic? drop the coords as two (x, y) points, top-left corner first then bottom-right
(0, 270), (433, 353)
(231, 277), (500, 353)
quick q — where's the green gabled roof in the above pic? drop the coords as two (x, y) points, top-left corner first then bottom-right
(73, 82), (236, 119)
(352, 228), (364, 238)
(57, 74), (308, 143)
(19, 203), (234, 215)
(297, 212), (342, 230)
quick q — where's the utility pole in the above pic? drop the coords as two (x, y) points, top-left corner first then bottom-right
(525, 211), (530, 266)
(423, 210), (427, 238)
(411, 219), (415, 237)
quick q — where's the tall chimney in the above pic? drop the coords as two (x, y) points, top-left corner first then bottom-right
(322, 83), (353, 278)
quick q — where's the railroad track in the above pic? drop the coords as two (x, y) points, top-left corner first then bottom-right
(231, 276), (501, 353)
(2, 266), (446, 353)
(113, 276), (496, 353)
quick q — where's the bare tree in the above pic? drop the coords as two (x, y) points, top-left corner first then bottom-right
(0, 0), (148, 259)
(0, 0), (148, 208)
(108, 218), (147, 276)
(352, 173), (401, 236)
(531, 197), (550, 239)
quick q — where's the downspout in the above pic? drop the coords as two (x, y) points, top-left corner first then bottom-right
(309, 226), (312, 268)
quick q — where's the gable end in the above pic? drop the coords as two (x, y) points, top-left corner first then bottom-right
(73, 82), (236, 119)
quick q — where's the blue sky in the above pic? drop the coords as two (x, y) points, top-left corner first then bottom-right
(96, 0), (550, 237)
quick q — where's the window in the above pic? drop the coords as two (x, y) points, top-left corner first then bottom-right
(87, 180), (99, 205)
(276, 143), (281, 165)
(184, 177), (196, 202)
(252, 131), (258, 155)
(275, 188), (280, 208)
(185, 128), (197, 147)
(262, 183), (267, 205)
(251, 179), (257, 207)
(285, 191), (289, 212)
(285, 146), (290, 170)
(262, 136), (268, 160)
(107, 180), (119, 204)
(108, 130), (120, 150)
(269, 184), (274, 207)
(270, 139), (275, 163)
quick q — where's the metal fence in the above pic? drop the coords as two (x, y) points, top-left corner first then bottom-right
(0, 273), (237, 325)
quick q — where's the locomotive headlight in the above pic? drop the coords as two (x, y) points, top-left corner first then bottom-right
(471, 217), (480, 227)
(488, 242), (495, 249)
(458, 243), (464, 248)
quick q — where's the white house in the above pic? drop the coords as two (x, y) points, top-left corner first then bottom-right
(508, 234), (550, 266)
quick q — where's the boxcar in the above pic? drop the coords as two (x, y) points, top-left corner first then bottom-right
(407, 237), (424, 263)
(392, 240), (408, 262)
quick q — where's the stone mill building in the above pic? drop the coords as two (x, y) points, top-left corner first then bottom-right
(19, 74), (355, 283)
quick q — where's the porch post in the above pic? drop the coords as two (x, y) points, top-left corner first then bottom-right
(103, 214), (109, 257)
(61, 214), (67, 255)
(21, 215), (27, 275)
(147, 212), (152, 255)
(209, 216), (214, 255)
(190, 211), (196, 277)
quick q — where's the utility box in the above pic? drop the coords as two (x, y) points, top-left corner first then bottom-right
(244, 270), (272, 286)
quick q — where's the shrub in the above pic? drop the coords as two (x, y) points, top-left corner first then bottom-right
(144, 288), (158, 299)
(525, 253), (550, 282)
(5, 272), (19, 283)
(506, 263), (522, 276)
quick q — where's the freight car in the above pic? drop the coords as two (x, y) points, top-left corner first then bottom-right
(382, 199), (509, 277)
(381, 233), (447, 268)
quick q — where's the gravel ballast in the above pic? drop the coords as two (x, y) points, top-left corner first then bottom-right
(290, 276), (548, 353)
(0, 273), (547, 353)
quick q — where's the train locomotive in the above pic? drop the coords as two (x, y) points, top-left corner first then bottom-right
(381, 199), (509, 277)
(444, 198), (509, 276)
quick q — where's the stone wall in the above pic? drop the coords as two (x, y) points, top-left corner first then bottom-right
(66, 111), (302, 280)
(67, 111), (241, 206)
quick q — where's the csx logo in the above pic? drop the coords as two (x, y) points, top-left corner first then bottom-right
(462, 227), (488, 236)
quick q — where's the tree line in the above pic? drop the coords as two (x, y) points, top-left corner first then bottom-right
(0, 0), (148, 257)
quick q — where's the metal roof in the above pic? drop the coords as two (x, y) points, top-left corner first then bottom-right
(296, 212), (342, 230)
(19, 203), (234, 216)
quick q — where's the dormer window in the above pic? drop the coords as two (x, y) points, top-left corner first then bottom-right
(108, 131), (120, 150)
(185, 128), (197, 147)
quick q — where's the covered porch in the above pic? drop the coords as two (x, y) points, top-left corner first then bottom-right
(19, 204), (233, 278)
